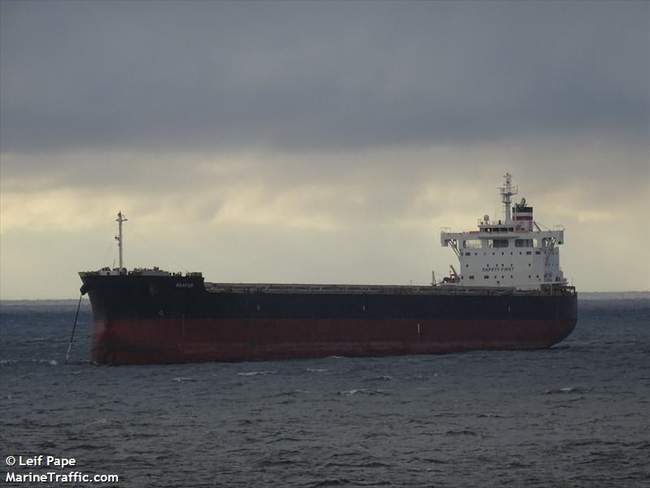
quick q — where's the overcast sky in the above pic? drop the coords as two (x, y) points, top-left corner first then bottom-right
(1, 0), (648, 298)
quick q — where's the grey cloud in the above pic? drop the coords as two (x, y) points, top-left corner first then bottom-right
(1, 0), (648, 159)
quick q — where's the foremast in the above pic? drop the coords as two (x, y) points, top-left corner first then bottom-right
(115, 211), (127, 270)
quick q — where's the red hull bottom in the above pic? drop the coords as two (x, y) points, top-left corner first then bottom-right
(92, 318), (577, 365)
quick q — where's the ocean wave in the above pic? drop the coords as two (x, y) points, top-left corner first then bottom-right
(237, 370), (276, 376)
(362, 375), (393, 382)
(255, 457), (296, 467)
(337, 388), (390, 396)
(545, 386), (588, 395)
(0, 358), (58, 366)
(81, 418), (110, 428)
(268, 389), (308, 398)
(445, 429), (478, 436)
(324, 461), (391, 469)
(305, 478), (351, 487)
(24, 337), (50, 343)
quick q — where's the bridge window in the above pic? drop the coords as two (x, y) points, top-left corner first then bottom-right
(515, 239), (533, 247)
(463, 239), (481, 249)
(490, 239), (509, 248)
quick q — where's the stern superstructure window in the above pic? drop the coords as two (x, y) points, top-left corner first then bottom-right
(463, 239), (481, 249)
(491, 239), (509, 248)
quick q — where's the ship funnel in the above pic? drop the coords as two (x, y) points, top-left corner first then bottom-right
(512, 201), (533, 231)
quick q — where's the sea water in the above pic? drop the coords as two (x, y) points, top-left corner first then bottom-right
(1, 294), (648, 487)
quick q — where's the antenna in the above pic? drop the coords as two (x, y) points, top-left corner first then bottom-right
(498, 173), (518, 223)
(115, 211), (128, 270)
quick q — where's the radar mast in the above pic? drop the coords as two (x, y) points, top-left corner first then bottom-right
(499, 173), (518, 223)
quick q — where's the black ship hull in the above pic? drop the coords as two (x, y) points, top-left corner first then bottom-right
(80, 273), (577, 365)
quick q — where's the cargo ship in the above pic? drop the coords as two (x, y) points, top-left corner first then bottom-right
(80, 174), (577, 365)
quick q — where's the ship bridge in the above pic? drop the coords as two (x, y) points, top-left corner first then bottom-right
(440, 173), (567, 290)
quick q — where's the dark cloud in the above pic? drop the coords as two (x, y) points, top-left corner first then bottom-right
(1, 0), (648, 157)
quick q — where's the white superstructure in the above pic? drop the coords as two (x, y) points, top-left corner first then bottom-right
(441, 173), (567, 290)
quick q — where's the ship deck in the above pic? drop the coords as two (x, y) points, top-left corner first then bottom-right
(204, 282), (575, 296)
